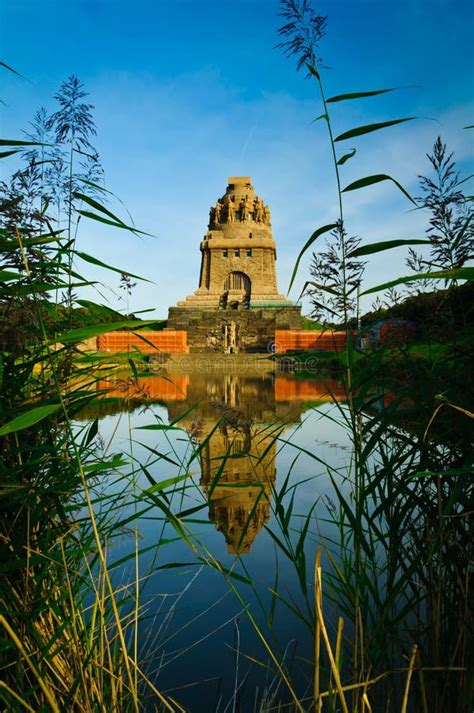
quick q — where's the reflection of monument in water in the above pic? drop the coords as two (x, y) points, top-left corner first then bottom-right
(164, 373), (344, 553)
(93, 371), (345, 553)
(199, 404), (277, 554)
(166, 374), (300, 554)
(167, 177), (301, 353)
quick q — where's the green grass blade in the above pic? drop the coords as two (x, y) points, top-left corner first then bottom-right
(305, 62), (320, 80)
(337, 148), (356, 165)
(287, 223), (337, 294)
(342, 173), (416, 204)
(0, 138), (51, 147)
(77, 209), (153, 237)
(0, 404), (61, 435)
(75, 251), (153, 283)
(327, 88), (396, 103)
(0, 271), (23, 282)
(335, 117), (415, 141)
(0, 61), (27, 79)
(362, 266), (474, 295)
(54, 320), (159, 344)
(347, 238), (430, 258)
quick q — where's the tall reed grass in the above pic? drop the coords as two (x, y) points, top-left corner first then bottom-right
(268, 1), (473, 709)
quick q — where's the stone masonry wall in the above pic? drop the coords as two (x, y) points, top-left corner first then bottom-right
(167, 306), (302, 353)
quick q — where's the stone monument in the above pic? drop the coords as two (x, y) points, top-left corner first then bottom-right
(167, 176), (301, 352)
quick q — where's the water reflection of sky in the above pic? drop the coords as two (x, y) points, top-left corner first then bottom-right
(82, 370), (352, 710)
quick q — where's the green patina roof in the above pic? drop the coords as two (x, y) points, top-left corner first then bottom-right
(250, 301), (295, 308)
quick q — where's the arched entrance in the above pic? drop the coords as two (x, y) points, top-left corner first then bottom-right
(221, 271), (251, 310)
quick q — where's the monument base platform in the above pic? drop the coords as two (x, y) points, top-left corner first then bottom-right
(167, 305), (302, 353)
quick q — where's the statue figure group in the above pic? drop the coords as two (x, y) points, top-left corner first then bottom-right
(209, 195), (271, 228)
(240, 195), (250, 222)
(253, 196), (270, 224)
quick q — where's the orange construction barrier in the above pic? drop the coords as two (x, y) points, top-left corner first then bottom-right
(274, 330), (348, 353)
(96, 374), (189, 401)
(96, 330), (189, 354)
(274, 376), (346, 402)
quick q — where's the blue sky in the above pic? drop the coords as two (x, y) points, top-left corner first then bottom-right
(1, 0), (473, 317)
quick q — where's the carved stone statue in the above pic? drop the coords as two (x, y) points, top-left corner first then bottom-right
(254, 197), (264, 223)
(263, 204), (271, 225)
(214, 200), (222, 224)
(225, 321), (238, 353)
(209, 205), (216, 228)
(240, 195), (249, 222)
(226, 198), (235, 222)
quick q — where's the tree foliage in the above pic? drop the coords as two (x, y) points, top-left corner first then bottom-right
(407, 137), (473, 284)
(308, 221), (366, 324)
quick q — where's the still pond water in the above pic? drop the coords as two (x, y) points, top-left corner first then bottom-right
(82, 364), (353, 711)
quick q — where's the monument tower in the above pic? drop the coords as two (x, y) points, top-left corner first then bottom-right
(167, 176), (301, 352)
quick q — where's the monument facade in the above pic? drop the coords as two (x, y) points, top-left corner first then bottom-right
(167, 176), (301, 352)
